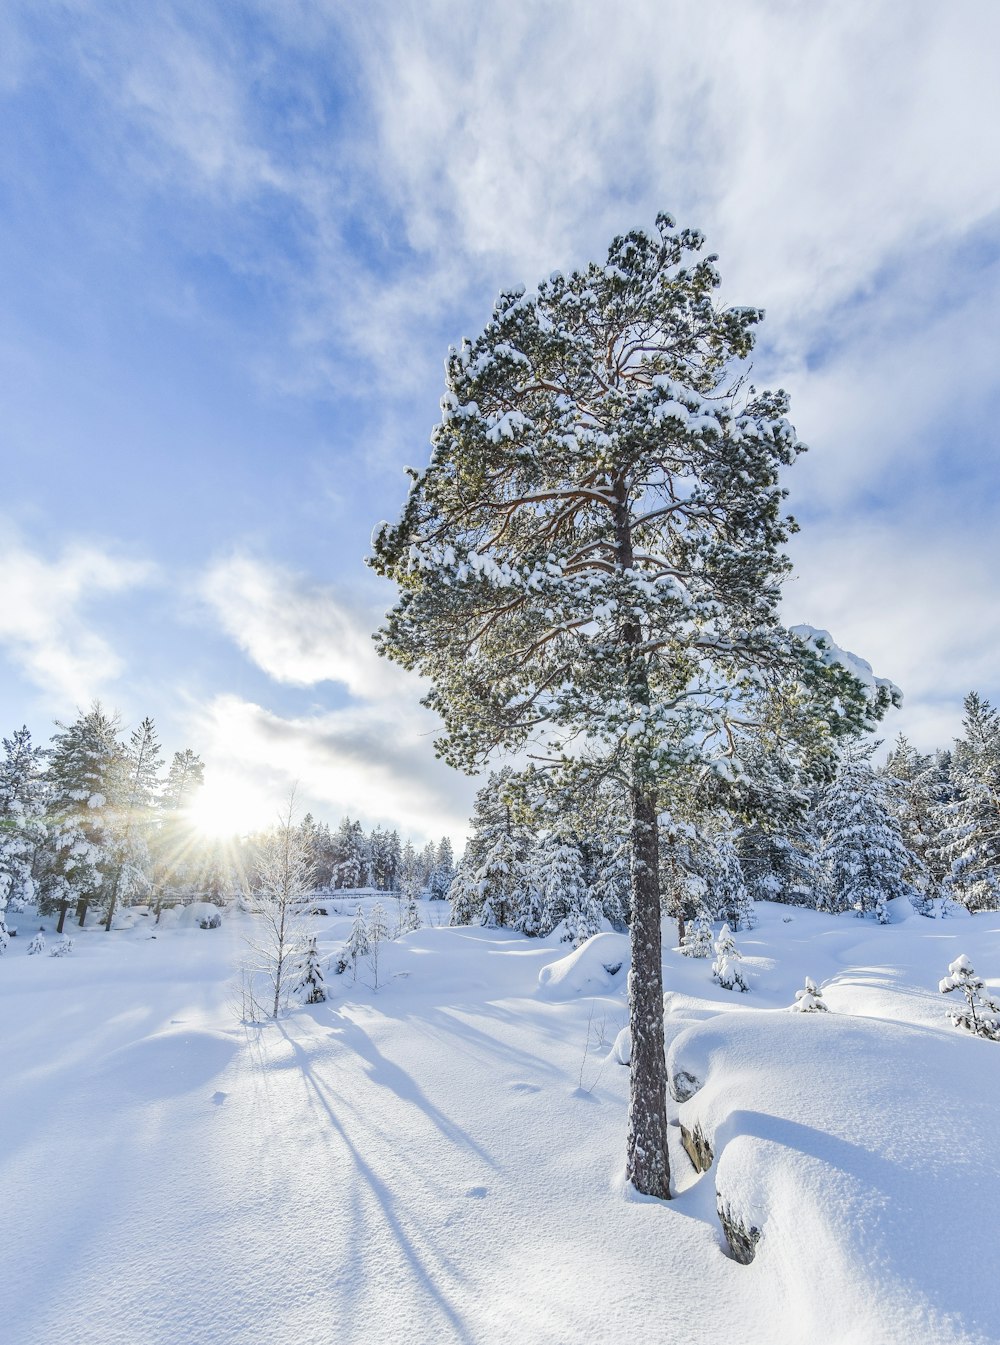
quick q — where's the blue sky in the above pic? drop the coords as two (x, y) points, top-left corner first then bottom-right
(1, 0), (999, 840)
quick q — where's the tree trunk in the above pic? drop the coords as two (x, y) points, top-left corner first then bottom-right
(104, 864), (123, 932)
(77, 897), (88, 927)
(56, 900), (68, 935)
(613, 472), (672, 1199)
(626, 777), (672, 1200)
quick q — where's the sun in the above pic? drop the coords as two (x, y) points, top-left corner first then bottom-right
(184, 779), (256, 839)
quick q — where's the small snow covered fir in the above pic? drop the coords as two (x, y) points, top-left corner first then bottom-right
(27, 931), (46, 955)
(711, 923), (748, 992)
(49, 937), (74, 957)
(345, 906), (369, 976)
(939, 955), (1000, 1040)
(681, 911), (713, 958)
(791, 977), (828, 1012)
(293, 937), (326, 1004)
(400, 893), (422, 934)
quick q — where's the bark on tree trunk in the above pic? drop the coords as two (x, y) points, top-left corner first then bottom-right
(613, 471), (672, 1199)
(104, 865), (123, 932)
(626, 777), (672, 1200)
(56, 900), (68, 935)
(77, 897), (88, 927)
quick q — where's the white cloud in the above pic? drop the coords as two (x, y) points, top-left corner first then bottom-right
(352, 0), (1000, 323)
(6, 0), (998, 803)
(187, 693), (476, 846)
(199, 553), (410, 699)
(193, 553), (477, 840)
(785, 506), (1000, 754)
(18, 2), (1000, 414)
(0, 530), (154, 709)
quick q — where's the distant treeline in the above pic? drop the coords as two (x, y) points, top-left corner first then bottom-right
(0, 702), (454, 944)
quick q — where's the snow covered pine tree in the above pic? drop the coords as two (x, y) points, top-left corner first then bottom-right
(0, 726), (47, 951)
(819, 744), (917, 922)
(369, 214), (890, 1199)
(293, 937), (327, 1004)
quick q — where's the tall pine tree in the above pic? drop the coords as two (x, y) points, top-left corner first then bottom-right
(370, 213), (891, 1198)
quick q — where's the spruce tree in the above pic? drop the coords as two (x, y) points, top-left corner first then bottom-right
(883, 734), (951, 911)
(345, 905), (369, 977)
(385, 830), (403, 893)
(680, 911), (713, 958)
(401, 891), (422, 934)
(400, 840), (419, 901)
(428, 835), (456, 899)
(587, 836), (631, 931)
(419, 840), (438, 889)
(39, 703), (123, 928)
(711, 923), (748, 991)
(103, 717), (163, 930)
(0, 726), (47, 948)
(701, 819), (755, 930)
(293, 936), (327, 1004)
(370, 213), (891, 1198)
(530, 829), (592, 940)
(447, 770), (529, 927)
(938, 694), (1000, 911)
(152, 749), (206, 907)
(446, 862), (480, 926)
(819, 746), (919, 922)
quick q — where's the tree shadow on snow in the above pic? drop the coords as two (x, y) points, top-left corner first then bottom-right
(275, 1024), (482, 1345)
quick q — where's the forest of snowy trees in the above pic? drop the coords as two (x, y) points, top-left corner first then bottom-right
(0, 705), (210, 940)
(0, 703), (455, 950)
(448, 692), (1000, 939)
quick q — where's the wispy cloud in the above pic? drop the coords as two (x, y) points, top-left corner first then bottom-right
(187, 692), (475, 844)
(785, 504), (1000, 753)
(0, 529), (154, 709)
(194, 552), (476, 839)
(3, 0), (998, 813)
(198, 553), (407, 699)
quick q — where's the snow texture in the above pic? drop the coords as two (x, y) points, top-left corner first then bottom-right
(2, 900), (999, 1344)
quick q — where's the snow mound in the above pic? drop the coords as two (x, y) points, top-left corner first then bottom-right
(157, 901), (224, 929)
(537, 932), (630, 998)
(667, 1009), (1000, 1341)
(97, 1028), (239, 1102)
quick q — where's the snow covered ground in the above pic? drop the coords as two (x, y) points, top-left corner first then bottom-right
(2, 899), (999, 1344)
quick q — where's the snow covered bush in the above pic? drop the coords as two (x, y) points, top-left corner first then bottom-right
(790, 977), (828, 1012)
(27, 931), (46, 955)
(49, 936), (74, 957)
(939, 955), (1000, 1040)
(711, 924), (747, 992)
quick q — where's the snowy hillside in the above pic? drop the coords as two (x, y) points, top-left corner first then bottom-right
(2, 901), (999, 1345)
